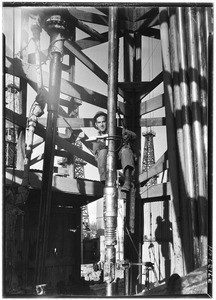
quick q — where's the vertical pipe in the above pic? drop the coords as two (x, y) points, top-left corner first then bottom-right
(185, 7), (207, 266)
(35, 17), (65, 286)
(169, 7), (194, 273)
(196, 8), (208, 185)
(176, 7), (200, 270)
(133, 32), (142, 289)
(159, 7), (185, 276)
(104, 7), (118, 296)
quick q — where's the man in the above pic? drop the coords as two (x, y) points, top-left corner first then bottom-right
(92, 111), (136, 192)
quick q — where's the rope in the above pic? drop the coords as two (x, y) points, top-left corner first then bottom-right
(125, 226), (142, 261)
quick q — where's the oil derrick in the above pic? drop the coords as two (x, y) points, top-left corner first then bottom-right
(5, 83), (20, 167)
(142, 131), (157, 186)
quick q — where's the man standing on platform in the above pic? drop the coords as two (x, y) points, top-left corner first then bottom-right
(92, 111), (136, 193)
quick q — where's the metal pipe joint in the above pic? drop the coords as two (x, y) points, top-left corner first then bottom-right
(103, 186), (118, 246)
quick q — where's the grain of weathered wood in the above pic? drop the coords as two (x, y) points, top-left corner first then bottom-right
(140, 117), (166, 127)
(140, 94), (164, 116)
(6, 168), (103, 198)
(5, 108), (97, 167)
(139, 151), (168, 184)
(140, 182), (171, 199)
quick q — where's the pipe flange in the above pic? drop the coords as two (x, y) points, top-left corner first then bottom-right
(45, 15), (69, 36)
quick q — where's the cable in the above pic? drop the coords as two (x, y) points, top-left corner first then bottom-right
(125, 226), (142, 261)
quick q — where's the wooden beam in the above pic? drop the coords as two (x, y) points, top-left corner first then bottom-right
(39, 117), (94, 128)
(76, 32), (109, 50)
(64, 40), (125, 98)
(5, 56), (108, 109)
(5, 108), (97, 167)
(64, 40), (108, 84)
(140, 117), (166, 127)
(139, 27), (160, 39)
(67, 8), (108, 26)
(139, 151), (168, 184)
(137, 14), (160, 31)
(30, 150), (69, 167)
(96, 7), (109, 16)
(118, 81), (149, 92)
(140, 94), (164, 116)
(138, 72), (164, 101)
(6, 168), (103, 198)
(76, 30), (124, 50)
(30, 153), (44, 166)
(32, 137), (44, 150)
(135, 7), (159, 21)
(67, 8), (106, 42)
(140, 182), (171, 199)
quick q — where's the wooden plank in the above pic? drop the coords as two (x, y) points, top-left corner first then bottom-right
(30, 150), (69, 166)
(5, 168), (103, 197)
(67, 8), (108, 26)
(137, 14), (160, 31)
(135, 7), (159, 21)
(138, 72), (164, 101)
(30, 153), (44, 166)
(139, 151), (168, 184)
(118, 81), (149, 92)
(64, 40), (125, 98)
(67, 8), (106, 42)
(76, 32), (109, 50)
(140, 117), (166, 127)
(76, 30), (124, 50)
(140, 182), (171, 199)
(96, 7), (109, 16)
(139, 27), (160, 39)
(38, 117), (94, 128)
(32, 137), (44, 149)
(5, 56), (108, 109)
(64, 40), (108, 84)
(5, 108), (97, 167)
(140, 94), (164, 116)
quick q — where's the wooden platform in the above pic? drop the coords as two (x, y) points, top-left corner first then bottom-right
(6, 168), (104, 206)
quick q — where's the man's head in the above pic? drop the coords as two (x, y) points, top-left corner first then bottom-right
(93, 111), (107, 134)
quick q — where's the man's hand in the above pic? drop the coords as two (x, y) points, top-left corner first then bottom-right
(122, 129), (136, 143)
(86, 134), (108, 142)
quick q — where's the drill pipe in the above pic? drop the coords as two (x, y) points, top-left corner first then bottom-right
(103, 7), (118, 296)
(185, 7), (207, 266)
(35, 21), (65, 285)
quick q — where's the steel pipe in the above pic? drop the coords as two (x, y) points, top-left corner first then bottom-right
(34, 15), (65, 285)
(104, 7), (118, 296)
(185, 7), (207, 266)
(169, 7), (195, 273)
(176, 7), (200, 270)
(196, 8), (208, 184)
(159, 7), (185, 276)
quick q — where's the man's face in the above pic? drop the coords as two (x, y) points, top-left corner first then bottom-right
(95, 115), (107, 133)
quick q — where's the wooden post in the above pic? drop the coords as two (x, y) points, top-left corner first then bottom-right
(185, 7), (207, 266)
(34, 15), (66, 286)
(159, 7), (185, 276)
